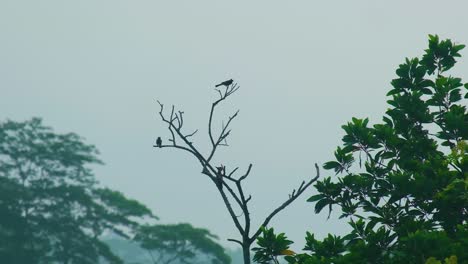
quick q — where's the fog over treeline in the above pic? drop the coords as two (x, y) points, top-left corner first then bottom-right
(1, 1), (468, 264)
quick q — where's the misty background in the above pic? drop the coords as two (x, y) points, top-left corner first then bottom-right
(1, 0), (468, 251)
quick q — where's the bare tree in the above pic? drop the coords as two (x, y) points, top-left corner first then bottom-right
(154, 81), (320, 264)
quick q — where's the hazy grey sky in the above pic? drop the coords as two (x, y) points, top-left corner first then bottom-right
(2, 1), (468, 249)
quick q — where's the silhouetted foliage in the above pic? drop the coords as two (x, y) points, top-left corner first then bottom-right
(0, 118), (155, 264)
(134, 223), (231, 264)
(254, 35), (468, 264)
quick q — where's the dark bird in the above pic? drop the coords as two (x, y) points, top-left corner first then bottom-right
(215, 79), (233, 87)
(155, 137), (162, 148)
(216, 165), (225, 175)
(215, 165), (225, 189)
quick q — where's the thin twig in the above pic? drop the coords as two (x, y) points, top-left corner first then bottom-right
(250, 163), (320, 243)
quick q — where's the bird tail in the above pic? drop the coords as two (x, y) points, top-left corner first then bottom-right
(215, 84), (221, 87)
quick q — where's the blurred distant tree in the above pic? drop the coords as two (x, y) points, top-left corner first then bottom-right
(154, 82), (320, 264)
(0, 118), (156, 264)
(253, 35), (468, 264)
(134, 223), (231, 264)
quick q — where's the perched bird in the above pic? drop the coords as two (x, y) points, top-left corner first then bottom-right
(215, 79), (233, 87)
(216, 165), (225, 175)
(215, 165), (225, 189)
(155, 137), (162, 148)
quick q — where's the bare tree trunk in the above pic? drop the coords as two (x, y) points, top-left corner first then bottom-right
(242, 244), (251, 264)
(155, 81), (320, 263)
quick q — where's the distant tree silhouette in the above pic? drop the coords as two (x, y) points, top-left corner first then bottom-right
(154, 82), (320, 264)
(0, 118), (156, 264)
(134, 223), (231, 264)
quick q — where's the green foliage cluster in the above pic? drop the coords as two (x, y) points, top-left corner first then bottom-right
(252, 227), (293, 264)
(253, 35), (468, 264)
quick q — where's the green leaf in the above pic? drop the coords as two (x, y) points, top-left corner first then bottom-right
(323, 161), (341, 170)
(307, 194), (324, 202)
(421, 88), (433, 95)
(314, 199), (330, 214)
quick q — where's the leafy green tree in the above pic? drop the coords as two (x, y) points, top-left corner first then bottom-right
(134, 223), (231, 264)
(310, 35), (468, 264)
(0, 118), (156, 264)
(253, 35), (468, 264)
(253, 229), (348, 264)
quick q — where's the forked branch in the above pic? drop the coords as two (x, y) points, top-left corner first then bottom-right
(250, 163), (320, 243)
(154, 81), (319, 264)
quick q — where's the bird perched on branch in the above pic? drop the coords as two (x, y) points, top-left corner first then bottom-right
(215, 165), (226, 189)
(216, 165), (226, 175)
(155, 137), (162, 148)
(215, 79), (233, 87)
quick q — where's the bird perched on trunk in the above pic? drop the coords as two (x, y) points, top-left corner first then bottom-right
(215, 79), (233, 87)
(155, 137), (162, 148)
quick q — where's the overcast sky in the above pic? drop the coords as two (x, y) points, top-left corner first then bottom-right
(1, 0), (468, 250)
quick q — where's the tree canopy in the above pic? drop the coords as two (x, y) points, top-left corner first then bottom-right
(134, 223), (231, 264)
(253, 35), (468, 264)
(0, 118), (155, 264)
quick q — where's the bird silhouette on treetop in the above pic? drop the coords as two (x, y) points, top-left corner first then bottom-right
(215, 79), (233, 87)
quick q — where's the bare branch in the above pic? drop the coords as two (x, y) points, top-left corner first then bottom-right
(178, 111), (184, 128)
(170, 105), (175, 124)
(208, 84), (240, 162)
(157, 101), (177, 145)
(216, 183), (245, 234)
(156, 100), (207, 165)
(156, 83), (320, 264)
(158, 97), (246, 235)
(227, 167), (239, 178)
(239, 164), (253, 181)
(216, 89), (223, 99)
(250, 163), (320, 243)
(220, 177), (244, 210)
(217, 111), (239, 144)
(184, 129), (198, 138)
(153, 144), (195, 154)
(227, 238), (243, 247)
